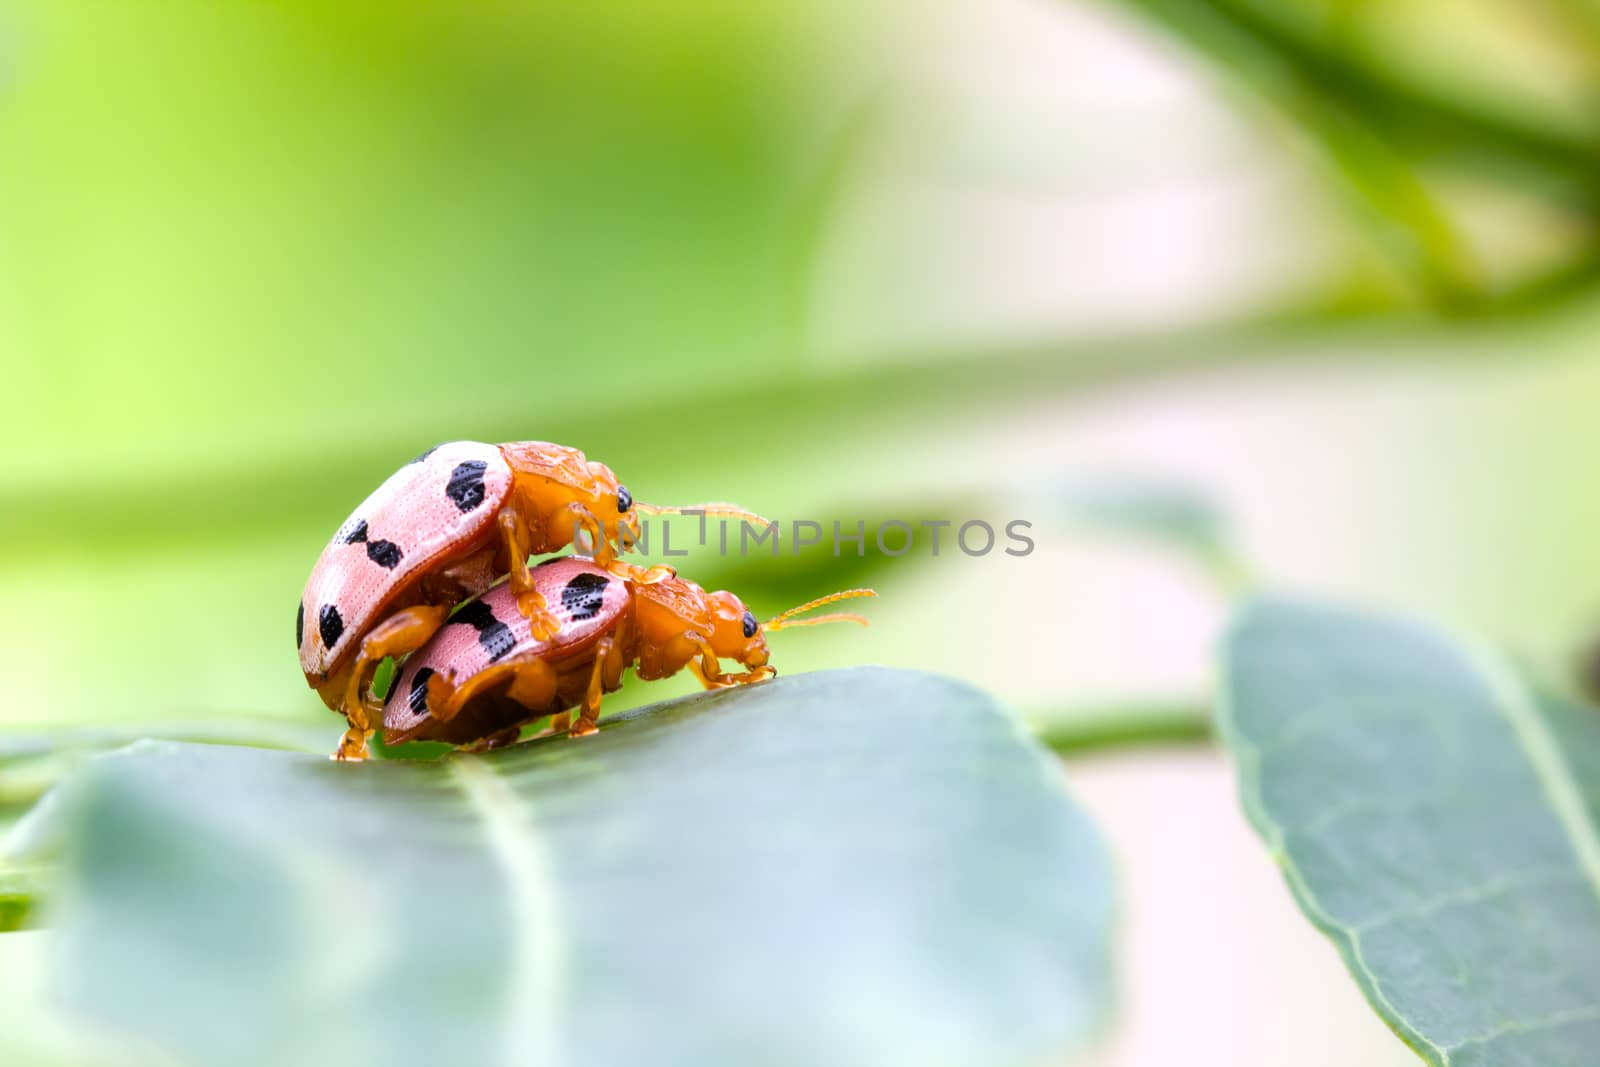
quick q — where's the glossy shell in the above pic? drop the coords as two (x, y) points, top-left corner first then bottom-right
(298, 441), (513, 678)
(384, 557), (630, 738)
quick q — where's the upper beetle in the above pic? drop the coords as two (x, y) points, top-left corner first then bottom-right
(297, 440), (760, 760)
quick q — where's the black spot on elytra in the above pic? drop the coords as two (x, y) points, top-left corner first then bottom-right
(341, 518), (401, 569)
(446, 460), (489, 512)
(366, 539), (403, 569)
(561, 573), (610, 621)
(409, 444), (441, 465)
(296, 602), (305, 648)
(449, 599), (516, 661)
(410, 668), (435, 716)
(318, 604), (344, 649)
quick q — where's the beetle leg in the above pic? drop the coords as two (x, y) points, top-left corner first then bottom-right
(570, 634), (620, 737)
(685, 634), (775, 690)
(515, 589), (561, 642)
(403, 667), (459, 724)
(533, 711), (572, 738)
(504, 657), (559, 710)
(499, 508), (561, 641)
(685, 634), (734, 689)
(562, 502), (614, 565)
(605, 559), (675, 585)
(458, 727), (523, 753)
(333, 603), (451, 761)
(333, 729), (371, 762)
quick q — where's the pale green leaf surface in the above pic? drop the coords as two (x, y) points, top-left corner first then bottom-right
(1220, 599), (1600, 1066)
(31, 668), (1113, 1067)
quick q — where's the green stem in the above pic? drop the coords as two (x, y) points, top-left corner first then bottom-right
(1108, 0), (1600, 309)
(1112, 0), (1600, 182)
(1030, 702), (1213, 756)
(0, 867), (47, 933)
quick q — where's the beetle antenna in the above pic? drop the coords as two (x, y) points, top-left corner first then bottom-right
(764, 588), (877, 631)
(634, 501), (775, 528)
(765, 612), (872, 631)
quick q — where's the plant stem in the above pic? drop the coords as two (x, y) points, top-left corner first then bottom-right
(1031, 702), (1213, 756)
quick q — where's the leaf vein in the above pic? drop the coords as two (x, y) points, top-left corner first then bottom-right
(1349, 865), (1580, 936)
(1442, 1003), (1600, 1054)
(451, 756), (563, 1067)
(1476, 655), (1600, 910)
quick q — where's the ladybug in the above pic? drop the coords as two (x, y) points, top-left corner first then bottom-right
(383, 556), (875, 749)
(297, 440), (763, 760)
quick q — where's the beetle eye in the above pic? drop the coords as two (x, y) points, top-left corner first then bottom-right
(741, 610), (758, 639)
(616, 485), (633, 513)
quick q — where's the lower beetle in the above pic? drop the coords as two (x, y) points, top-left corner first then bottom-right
(380, 557), (874, 750)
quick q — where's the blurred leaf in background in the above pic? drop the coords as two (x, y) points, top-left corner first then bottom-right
(1221, 598), (1600, 1066)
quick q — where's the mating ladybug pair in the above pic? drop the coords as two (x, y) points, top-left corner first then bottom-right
(298, 441), (872, 760)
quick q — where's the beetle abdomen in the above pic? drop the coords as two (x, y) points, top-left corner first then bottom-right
(383, 557), (630, 742)
(298, 441), (513, 678)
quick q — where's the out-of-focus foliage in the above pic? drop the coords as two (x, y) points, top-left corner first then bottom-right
(5, 0), (1600, 737)
(17, 670), (1114, 1067)
(1108, 0), (1600, 310)
(1222, 599), (1600, 1065)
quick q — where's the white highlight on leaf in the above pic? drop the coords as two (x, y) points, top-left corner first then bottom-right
(451, 756), (563, 1067)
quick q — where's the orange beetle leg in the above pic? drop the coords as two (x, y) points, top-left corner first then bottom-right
(500, 662), (564, 739)
(499, 508), (561, 641)
(564, 501), (615, 566)
(570, 634), (620, 738)
(515, 589), (561, 643)
(458, 726), (523, 753)
(685, 634), (735, 689)
(504, 657), (560, 710)
(605, 559), (675, 585)
(418, 667), (460, 722)
(685, 634), (774, 690)
(334, 603), (452, 761)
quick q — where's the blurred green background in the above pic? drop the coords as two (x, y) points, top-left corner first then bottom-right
(3, 1), (1600, 1063)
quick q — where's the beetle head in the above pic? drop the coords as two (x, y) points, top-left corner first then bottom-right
(710, 586), (879, 671)
(705, 590), (770, 669)
(585, 460), (643, 549)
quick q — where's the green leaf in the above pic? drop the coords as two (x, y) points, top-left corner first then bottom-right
(28, 668), (1114, 1067)
(0, 719), (334, 849)
(1220, 599), (1600, 1066)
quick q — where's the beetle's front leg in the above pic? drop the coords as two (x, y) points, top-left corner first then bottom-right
(685, 636), (727, 689)
(562, 502), (615, 566)
(499, 508), (561, 641)
(684, 635), (775, 690)
(334, 603), (451, 761)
